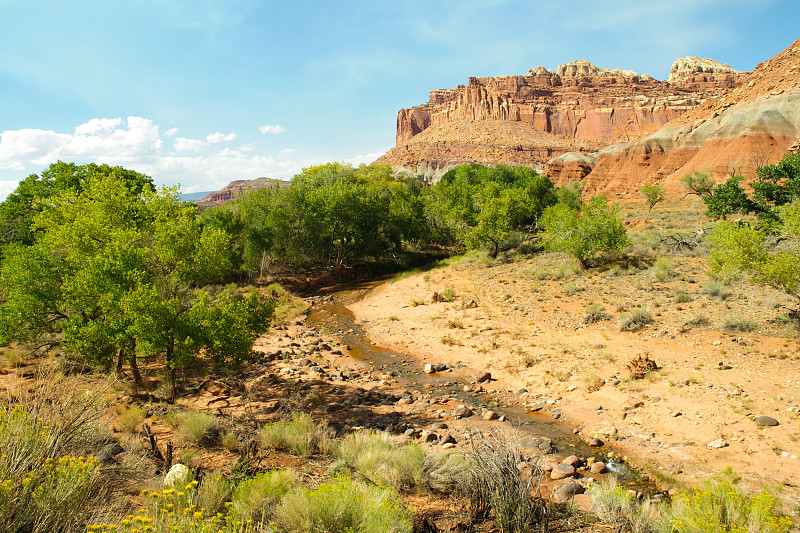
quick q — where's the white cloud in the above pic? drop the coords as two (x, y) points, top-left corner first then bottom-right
(164, 127), (179, 137)
(343, 150), (386, 167)
(0, 128), (71, 169)
(259, 124), (285, 134)
(174, 137), (208, 152)
(280, 148), (296, 154)
(74, 117), (122, 136)
(206, 132), (237, 143)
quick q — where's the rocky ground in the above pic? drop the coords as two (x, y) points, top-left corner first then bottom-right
(345, 249), (800, 510)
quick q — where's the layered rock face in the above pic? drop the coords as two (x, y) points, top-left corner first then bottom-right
(385, 58), (744, 182)
(197, 177), (288, 208)
(581, 40), (800, 196)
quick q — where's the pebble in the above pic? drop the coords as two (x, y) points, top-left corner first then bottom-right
(475, 371), (492, 383)
(482, 410), (499, 421)
(707, 438), (728, 449)
(550, 464), (576, 480)
(454, 407), (473, 419)
(754, 416), (779, 426)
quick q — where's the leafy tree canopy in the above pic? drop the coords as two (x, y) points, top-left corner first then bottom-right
(0, 171), (272, 400)
(425, 164), (557, 256)
(539, 195), (630, 268)
(0, 161), (154, 247)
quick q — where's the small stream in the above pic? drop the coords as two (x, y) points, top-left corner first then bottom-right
(305, 278), (646, 489)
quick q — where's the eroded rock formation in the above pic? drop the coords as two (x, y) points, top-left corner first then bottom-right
(580, 40), (800, 196)
(383, 57), (745, 183)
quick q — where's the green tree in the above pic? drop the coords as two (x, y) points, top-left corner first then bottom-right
(539, 195), (630, 268)
(0, 161), (154, 247)
(703, 176), (759, 220)
(0, 172), (273, 400)
(639, 183), (665, 212)
(556, 180), (584, 210)
(425, 164), (556, 255)
(710, 199), (800, 331)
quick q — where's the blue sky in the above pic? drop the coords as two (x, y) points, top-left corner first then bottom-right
(0, 0), (798, 196)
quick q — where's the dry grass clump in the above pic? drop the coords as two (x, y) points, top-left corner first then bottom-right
(0, 372), (106, 533)
(468, 433), (553, 533)
(620, 307), (655, 331)
(259, 412), (333, 457)
(176, 411), (219, 446)
(118, 405), (146, 433)
(721, 314), (758, 333)
(231, 469), (298, 524)
(583, 303), (609, 324)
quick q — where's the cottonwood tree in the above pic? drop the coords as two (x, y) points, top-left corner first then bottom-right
(539, 195), (630, 268)
(0, 172), (273, 400)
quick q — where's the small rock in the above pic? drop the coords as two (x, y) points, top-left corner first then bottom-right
(454, 407), (473, 419)
(421, 432), (439, 443)
(707, 438), (728, 449)
(590, 462), (607, 474)
(565, 385), (577, 392)
(553, 478), (584, 502)
(562, 455), (581, 467)
(589, 437), (604, 447)
(550, 464), (576, 480)
(432, 422), (449, 430)
(96, 442), (124, 464)
(442, 442), (456, 449)
(482, 410), (499, 421)
(754, 416), (779, 427)
(475, 371), (492, 383)
(441, 434), (456, 445)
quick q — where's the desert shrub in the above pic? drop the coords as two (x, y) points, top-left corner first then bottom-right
(703, 280), (733, 300)
(335, 431), (426, 492)
(583, 303), (609, 324)
(177, 411), (219, 446)
(221, 431), (239, 452)
(263, 282), (310, 324)
(0, 402), (100, 533)
(589, 479), (662, 533)
(620, 307), (654, 331)
(661, 470), (792, 533)
(232, 469), (298, 524)
(681, 312), (710, 331)
(259, 412), (333, 457)
(440, 287), (456, 302)
(90, 479), (259, 533)
(721, 315), (758, 333)
(468, 434), (551, 533)
(118, 405), (146, 433)
(197, 473), (233, 516)
(275, 476), (412, 533)
(648, 258), (673, 282)
(674, 291), (693, 304)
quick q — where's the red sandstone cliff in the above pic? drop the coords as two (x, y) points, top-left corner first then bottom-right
(380, 57), (744, 183)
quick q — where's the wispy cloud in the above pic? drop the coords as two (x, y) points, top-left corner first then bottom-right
(173, 137), (207, 152)
(259, 124), (285, 134)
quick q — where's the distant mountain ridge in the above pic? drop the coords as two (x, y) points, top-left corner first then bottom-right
(196, 177), (289, 207)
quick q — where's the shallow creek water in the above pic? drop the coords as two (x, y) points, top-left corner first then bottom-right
(305, 278), (647, 490)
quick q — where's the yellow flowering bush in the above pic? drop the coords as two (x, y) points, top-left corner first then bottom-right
(665, 471), (792, 533)
(0, 404), (99, 532)
(88, 481), (261, 533)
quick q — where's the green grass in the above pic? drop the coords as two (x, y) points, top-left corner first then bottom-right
(232, 469), (298, 524)
(334, 431), (426, 493)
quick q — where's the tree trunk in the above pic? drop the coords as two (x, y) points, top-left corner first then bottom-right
(166, 341), (176, 403)
(116, 348), (125, 376)
(129, 350), (142, 386)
